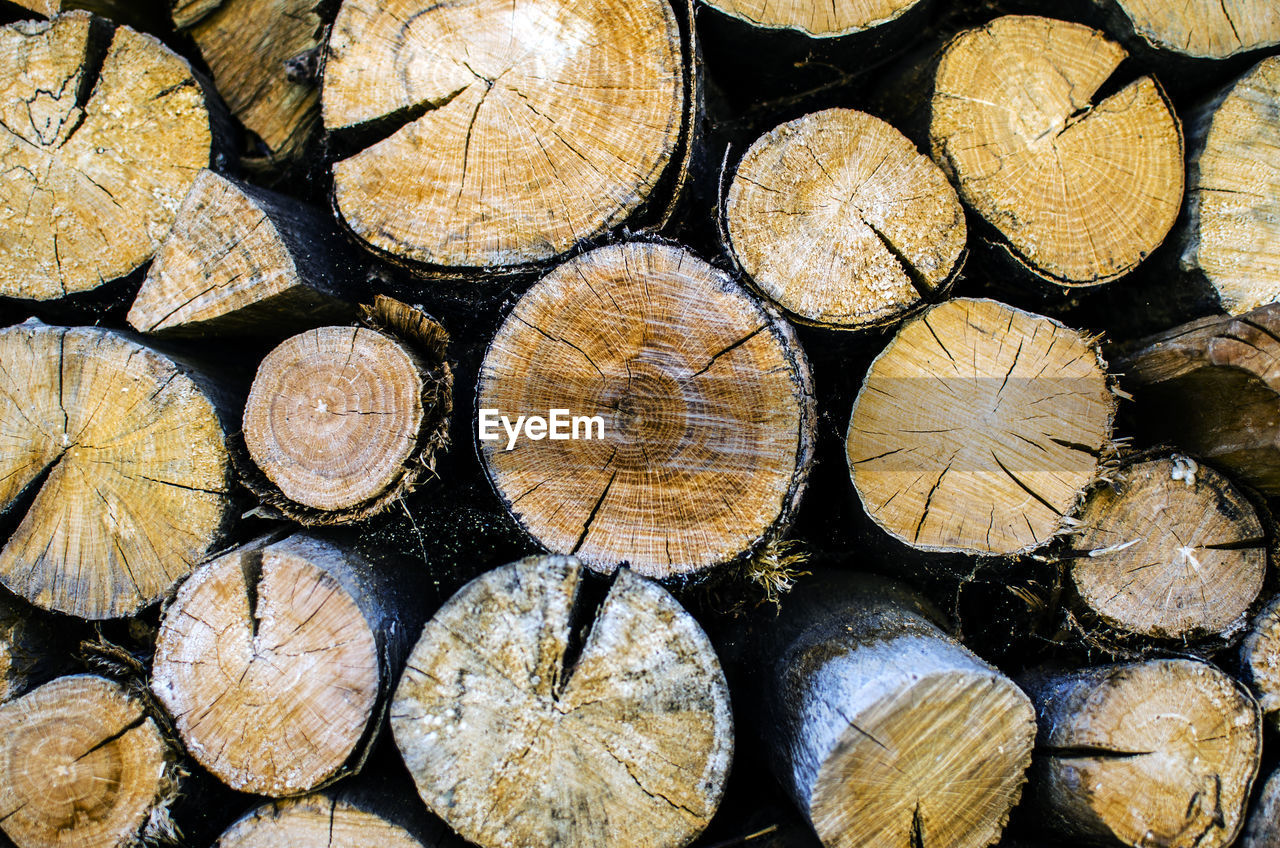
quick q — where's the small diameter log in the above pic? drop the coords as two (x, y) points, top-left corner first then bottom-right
(0, 674), (180, 848)
(755, 573), (1036, 848)
(929, 15), (1183, 286)
(322, 0), (687, 271)
(216, 795), (443, 848)
(241, 299), (452, 523)
(725, 108), (965, 331)
(391, 555), (732, 848)
(1098, 0), (1280, 61)
(1115, 303), (1280, 496)
(0, 319), (235, 619)
(1241, 596), (1280, 725)
(128, 170), (356, 337)
(1066, 456), (1266, 640)
(1021, 659), (1261, 848)
(0, 12), (223, 300)
(1179, 56), (1280, 314)
(847, 297), (1115, 555)
(699, 0), (927, 38)
(1242, 767), (1280, 848)
(152, 533), (406, 796)
(477, 242), (815, 579)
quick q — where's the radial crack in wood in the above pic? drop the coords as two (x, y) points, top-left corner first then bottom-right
(1101, 0), (1280, 60)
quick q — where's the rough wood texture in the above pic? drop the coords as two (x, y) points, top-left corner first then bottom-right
(1242, 595), (1280, 726)
(1179, 56), (1280, 314)
(0, 594), (58, 702)
(699, 0), (927, 36)
(929, 14), (1183, 286)
(1098, 0), (1280, 60)
(1021, 659), (1262, 848)
(1242, 767), (1280, 848)
(477, 242), (815, 579)
(726, 108), (965, 330)
(322, 0), (687, 270)
(241, 299), (451, 523)
(1067, 456), (1266, 640)
(847, 297), (1115, 555)
(1116, 303), (1280, 496)
(391, 555), (732, 848)
(171, 0), (323, 163)
(153, 534), (404, 796)
(755, 573), (1036, 848)
(0, 674), (180, 848)
(216, 795), (436, 848)
(128, 170), (355, 337)
(0, 13), (221, 300)
(5, 0), (161, 30)
(0, 319), (235, 619)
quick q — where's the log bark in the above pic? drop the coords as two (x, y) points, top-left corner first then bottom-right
(1020, 659), (1262, 848)
(724, 107), (965, 331)
(928, 14), (1183, 286)
(752, 572), (1036, 848)
(0, 674), (181, 848)
(391, 554), (733, 848)
(321, 0), (689, 272)
(846, 297), (1116, 555)
(127, 169), (357, 338)
(1114, 302), (1280, 496)
(152, 533), (414, 797)
(1177, 56), (1280, 315)
(1242, 766), (1280, 848)
(1241, 595), (1280, 727)
(0, 319), (236, 619)
(215, 794), (452, 848)
(1065, 455), (1266, 640)
(0, 12), (227, 300)
(240, 297), (452, 523)
(1095, 0), (1280, 61)
(477, 241), (815, 580)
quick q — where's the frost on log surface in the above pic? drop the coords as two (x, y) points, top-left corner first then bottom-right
(1099, 0), (1280, 60)
(322, 0), (687, 271)
(477, 242), (815, 579)
(0, 12), (219, 300)
(846, 297), (1115, 555)
(391, 555), (732, 848)
(0, 320), (234, 619)
(698, 0), (928, 37)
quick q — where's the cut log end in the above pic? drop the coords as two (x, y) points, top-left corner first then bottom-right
(1242, 596), (1280, 723)
(322, 0), (686, 269)
(727, 108), (965, 330)
(1107, 0), (1280, 59)
(930, 14), (1183, 286)
(701, 0), (927, 37)
(0, 675), (178, 848)
(216, 796), (429, 848)
(477, 242), (815, 579)
(391, 555), (732, 848)
(847, 297), (1114, 555)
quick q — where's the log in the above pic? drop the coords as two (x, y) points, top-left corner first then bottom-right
(240, 298), (452, 523)
(477, 241), (815, 579)
(1178, 56), (1280, 315)
(699, 0), (928, 38)
(752, 573), (1036, 848)
(3, 0), (162, 31)
(1097, 0), (1280, 61)
(1021, 659), (1262, 848)
(0, 319), (235, 619)
(0, 594), (61, 702)
(724, 107), (965, 331)
(152, 533), (412, 796)
(0, 12), (226, 301)
(321, 0), (688, 271)
(0, 674), (180, 848)
(391, 554), (733, 848)
(127, 169), (357, 337)
(1066, 456), (1266, 640)
(216, 794), (445, 848)
(1242, 766), (1280, 848)
(929, 14), (1183, 286)
(1241, 595), (1280, 726)
(846, 297), (1115, 555)
(1115, 302), (1280, 495)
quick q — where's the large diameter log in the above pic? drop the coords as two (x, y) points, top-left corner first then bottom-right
(699, 0), (927, 37)
(322, 0), (687, 271)
(128, 170), (356, 337)
(1098, 0), (1280, 61)
(1021, 659), (1261, 848)
(0, 674), (180, 848)
(1066, 456), (1266, 640)
(1178, 56), (1280, 314)
(0, 319), (235, 619)
(391, 555), (732, 848)
(1115, 303), (1280, 495)
(216, 794), (448, 848)
(0, 12), (225, 300)
(477, 242), (815, 579)
(847, 297), (1115, 555)
(725, 108), (965, 331)
(754, 573), (1036, 848)
(929, 15), (1183, 286)
(152, 533), (410, 796)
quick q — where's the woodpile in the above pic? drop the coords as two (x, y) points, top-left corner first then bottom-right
(4, 1), (1280, 847)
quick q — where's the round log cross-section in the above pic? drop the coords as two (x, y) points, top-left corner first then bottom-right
(700, 0), (928, 37)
